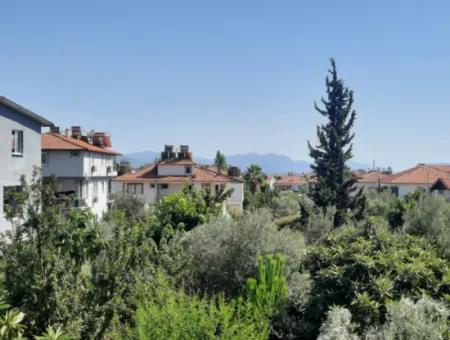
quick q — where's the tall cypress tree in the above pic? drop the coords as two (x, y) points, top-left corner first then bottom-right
(308, 59), (365, 226)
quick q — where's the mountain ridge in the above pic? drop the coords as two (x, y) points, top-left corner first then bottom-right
(121, 150), (372, 174)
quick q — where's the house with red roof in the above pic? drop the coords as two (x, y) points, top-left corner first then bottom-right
(112, 145), (244, 213)
(41, 126), (121, 219)
(268, 173), (307, 192)
(357, 164), (450, 198)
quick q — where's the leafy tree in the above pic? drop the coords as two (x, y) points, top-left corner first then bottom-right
(308, 59), (365, 226)
(271, 194), (300, 218)
(181, 210), (305, 296)
(364, 189), (405, 229)
(1, 174), (102, 337)
(244, 164), (267, 194)
(302, 223), (450, 337)
(213, 150), (227, 171)
(403, 192), (450, 258)
(109, 192), (146, 220)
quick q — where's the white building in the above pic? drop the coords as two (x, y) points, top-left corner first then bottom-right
(41, 127), (121, 219)
(0, 96), (53, 231)
(357, 164), (450, 198)
(112, 145), (244, 213)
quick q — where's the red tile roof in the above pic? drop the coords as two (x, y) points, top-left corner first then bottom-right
(274, 175), (306, 186)
(357, 171), (391, 184)
(381, 164), (450, 185)
(42, 133), (121, 156)
(113, 164), (243, 184)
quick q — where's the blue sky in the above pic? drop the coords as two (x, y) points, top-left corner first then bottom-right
(1, 1), (449, 170)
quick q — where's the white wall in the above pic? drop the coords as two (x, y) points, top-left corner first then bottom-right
(157, 164), (193, 176)
(111, 180), (244, 213)
(0, 106), (43, 231)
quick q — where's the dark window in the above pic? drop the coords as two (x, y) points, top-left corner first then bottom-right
(185, 166), (192, 174)
(161, 183), (169, 189)
(150, 183), (156, 188)
(127, 183), (143, 195)
(41, 151), (48, 165)
(11, 130), (23, 155)
(70, 150), (80, 157)
(390, 186), (399, 197)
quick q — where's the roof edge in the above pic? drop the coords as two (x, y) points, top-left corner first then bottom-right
(0, 96), (54, 127)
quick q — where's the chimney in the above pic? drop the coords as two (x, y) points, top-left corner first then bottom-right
(161, 145), (175, 160)
(71, 126), (82, 139)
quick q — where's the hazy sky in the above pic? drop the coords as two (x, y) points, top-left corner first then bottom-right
(1, 1), (450, 170)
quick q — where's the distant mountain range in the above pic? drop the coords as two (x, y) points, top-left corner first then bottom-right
(121, 150), (372, 174)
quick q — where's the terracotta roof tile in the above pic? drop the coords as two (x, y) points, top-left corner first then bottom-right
(274, 175), (306, 186)
(114, 164), (243, 184)
(381, 164), (450, 185)
(357, 171), (391, 183)
(42, 133), (121, 156)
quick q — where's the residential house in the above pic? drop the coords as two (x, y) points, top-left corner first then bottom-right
(0, 96), (53, 231)
(357, 164), (450, 198)
(112, 145), (244, 213)
(41, 127), (121, 219)
(270, 173), (306, 192)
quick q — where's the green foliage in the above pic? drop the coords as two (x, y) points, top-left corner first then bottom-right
(243, 164), (267, 195)
(303, 223), (450, 337)
(181, 210), (306, 296)
(319, 296), (450, 340)
(109, 192), (146, 220)
(1, 175), (102, 337)
(308, 59), (365, 226)
(366, 296), (450, 339)
(317, 306), (359, 340)
(121, 274), (270, 340)
(403, 193), (450, 258)
(35, 326), (68, 340)
(155, 186), (232, 237)
(214, 150), (227, 171)
(364, 189), (405, 229)
(246, 254), (288, 316)
(0, 308), (26, 340)
(271, 194), (300, 219)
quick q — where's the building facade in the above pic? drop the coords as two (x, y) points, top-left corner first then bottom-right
(112, 145), (244, 213)
(41, 128), (121, 219)
(0, 97), (53, 231)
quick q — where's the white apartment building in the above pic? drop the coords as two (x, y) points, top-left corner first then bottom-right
(0, 96), (53, 231)
(41, 127), (121, 219)
(112, 145), (244, 213)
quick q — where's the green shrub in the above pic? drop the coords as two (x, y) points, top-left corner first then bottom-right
(303, 223), (450, 337)
(271, 194), (300, 218)
(181, 210), (306, 296)
(403, 193), (450, 259)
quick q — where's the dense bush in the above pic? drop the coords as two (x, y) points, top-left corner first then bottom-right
(318, 296), (450, 340)
(271, 194), (300, 218)
(364, 189), (405, 229)
(120, 255), (289, 340)
(181, 210), (306, 296)
(303, 222), (450, 337)
(403, 193), (450, 259)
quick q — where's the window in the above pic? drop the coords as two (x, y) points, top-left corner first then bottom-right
(150, 183), (156, 188)
(390, 186), (399, 197)
(41, 152), (48, 165)
(127, 183), (144, 195)
(185, 166), (192, 174)
(160, 183), (169, 190)
(11, 130), (23, 155)
(70, 151), (80, 157)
